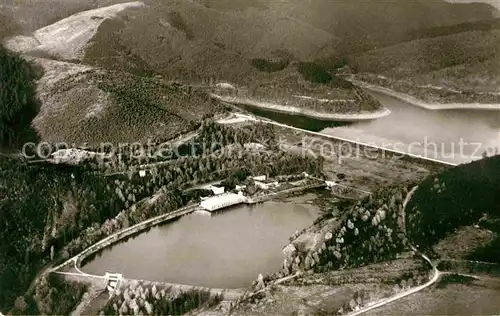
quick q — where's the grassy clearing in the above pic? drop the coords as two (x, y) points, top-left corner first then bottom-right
(433, 226), (496, 260)
(436, 274), (477, 289)
(275, 126), (444, 193)
(366, 278), (500, 315)
(230, 258), (430, 316)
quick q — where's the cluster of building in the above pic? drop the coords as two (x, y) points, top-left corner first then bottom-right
(199, 175), (280, 212)
(252, 175), (279, 190)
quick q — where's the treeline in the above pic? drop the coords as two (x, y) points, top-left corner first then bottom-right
(406, 155), (500, 249)
(282, 185), (412, 276)
(79, 120), (277, 172)
(100, 282), (222, 315)
(250, 58), (289, 73)
(10, 274), (88, 315)
(98, 146), (321, 213)
(316, 186), (409, 271)
(0, 47), (41, 148)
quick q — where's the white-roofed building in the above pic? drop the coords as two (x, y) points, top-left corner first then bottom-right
(210, 185), (225, 195)
(235, 184), (247, 192)
(252, 175), (267, 181)
(325, 180), (337, 188)
(200, 193), (247, 212)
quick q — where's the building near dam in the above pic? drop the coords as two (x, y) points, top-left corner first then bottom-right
(210, 185), (225, 195)
(200, 192), (247, 212)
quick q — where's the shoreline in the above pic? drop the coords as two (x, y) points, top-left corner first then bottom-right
(350, 79), (500, 111)
(211, 94), (392, 121)
(51, 184), (322, 275)
(50, 205), (199, 274)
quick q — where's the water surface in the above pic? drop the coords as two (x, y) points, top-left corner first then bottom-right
(83, 198), (320, 289)
(237, 90), (500, 164)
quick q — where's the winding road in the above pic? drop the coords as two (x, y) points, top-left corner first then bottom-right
(346, 186), (441, 316)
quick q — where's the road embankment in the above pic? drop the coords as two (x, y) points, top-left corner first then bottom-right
(235, 112), (458, 168)
(350, 79), (500, 111)
(211, 94), (391, 121)
(51, 205), (198, 273)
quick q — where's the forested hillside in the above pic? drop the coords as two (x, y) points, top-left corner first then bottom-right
(406, 155), (500, 248)
(0, 158), (121, 311)
(0, 47), (40, 148)
(31, 58), (222, 146)
(277, 154), (500, 280)
(350, 27), (500, 95)
(4, 0), (495, 83)
(270, 0), (496, 54)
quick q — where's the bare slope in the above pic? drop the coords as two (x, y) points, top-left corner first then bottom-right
(3, 2), (145, 60)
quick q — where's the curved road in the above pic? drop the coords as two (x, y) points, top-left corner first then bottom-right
(346, 250), (439, 316)
(346, 186), (441, 316)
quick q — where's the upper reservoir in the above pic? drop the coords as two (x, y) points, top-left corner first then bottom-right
(82, 195), (321, 289)
(325, 91), (500, 164)
(238, 90), (500, 164)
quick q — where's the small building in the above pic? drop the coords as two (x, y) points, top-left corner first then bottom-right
(200, 193), (247, 212)
(139, 170), (147, 177)
(252, 175), (267, 182)
(235, 184), (247, 192)
(105, 272), (123, 293)
(255, 179), (279, 190)
(325, 180), (337, 188)
(210, 185), (225, 195)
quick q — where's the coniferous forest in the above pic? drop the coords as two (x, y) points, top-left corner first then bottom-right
(0, 47), (40, 149)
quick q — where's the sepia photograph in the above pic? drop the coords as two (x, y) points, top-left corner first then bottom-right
(1, 0), (499, 315)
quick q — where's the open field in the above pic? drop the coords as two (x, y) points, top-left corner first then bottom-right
(366, 276), (500, 315)
(209, 258), (430, 316)
(433, 226), (497, 259)
(275, 126), (447, 193)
